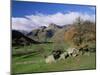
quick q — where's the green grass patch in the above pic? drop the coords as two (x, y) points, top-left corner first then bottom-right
(12, 44), (96, 74)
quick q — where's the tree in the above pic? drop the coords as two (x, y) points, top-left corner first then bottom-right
(73, 17), (83, 46)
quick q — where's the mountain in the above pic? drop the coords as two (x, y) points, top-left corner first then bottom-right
(12, 30), (40, 46)
(46, 23), (64, 30)
(12, 21), (96, 50)
(27, 23), (64, 42)
(51, 24), (72, 42)
(18, 30), (30, 35)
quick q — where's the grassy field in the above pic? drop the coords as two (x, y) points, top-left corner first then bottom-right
(12, 43), (96, 74)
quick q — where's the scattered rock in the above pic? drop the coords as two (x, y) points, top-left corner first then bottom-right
(45, 55), (56, 64)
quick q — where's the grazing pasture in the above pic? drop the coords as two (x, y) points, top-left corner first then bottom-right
(12, 43), (96, 74)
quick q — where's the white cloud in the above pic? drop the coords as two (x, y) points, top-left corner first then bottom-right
(12, 12), (95, 31)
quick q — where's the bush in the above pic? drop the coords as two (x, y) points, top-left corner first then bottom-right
(88, 43), (96, 52)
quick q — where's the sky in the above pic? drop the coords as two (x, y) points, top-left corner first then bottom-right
(12, 0), (96, 31)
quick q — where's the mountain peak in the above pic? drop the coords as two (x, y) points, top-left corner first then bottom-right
(47, 23), (64, 29)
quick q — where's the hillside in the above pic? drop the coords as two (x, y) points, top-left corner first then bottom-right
(12, 30), (40, 46)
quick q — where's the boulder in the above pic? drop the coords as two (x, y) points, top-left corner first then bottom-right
(45, 55), (56, 64)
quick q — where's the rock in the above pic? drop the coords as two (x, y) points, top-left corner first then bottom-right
(59, 52), (68, 60)
(52, 49), (63, 60)
(66, 47), (79, 57)
(45, 55), (56, 64)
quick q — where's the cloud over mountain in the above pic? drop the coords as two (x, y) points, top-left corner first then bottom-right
(12, 12), (95, 31)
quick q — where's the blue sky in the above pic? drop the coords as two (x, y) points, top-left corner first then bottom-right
(12, 1), (96, 31)
(12, 1), (96, 17)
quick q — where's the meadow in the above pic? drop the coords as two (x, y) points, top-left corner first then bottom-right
(12, 43), (96, 74)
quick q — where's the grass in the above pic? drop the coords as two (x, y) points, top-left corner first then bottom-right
(12, 43), (96, 74)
